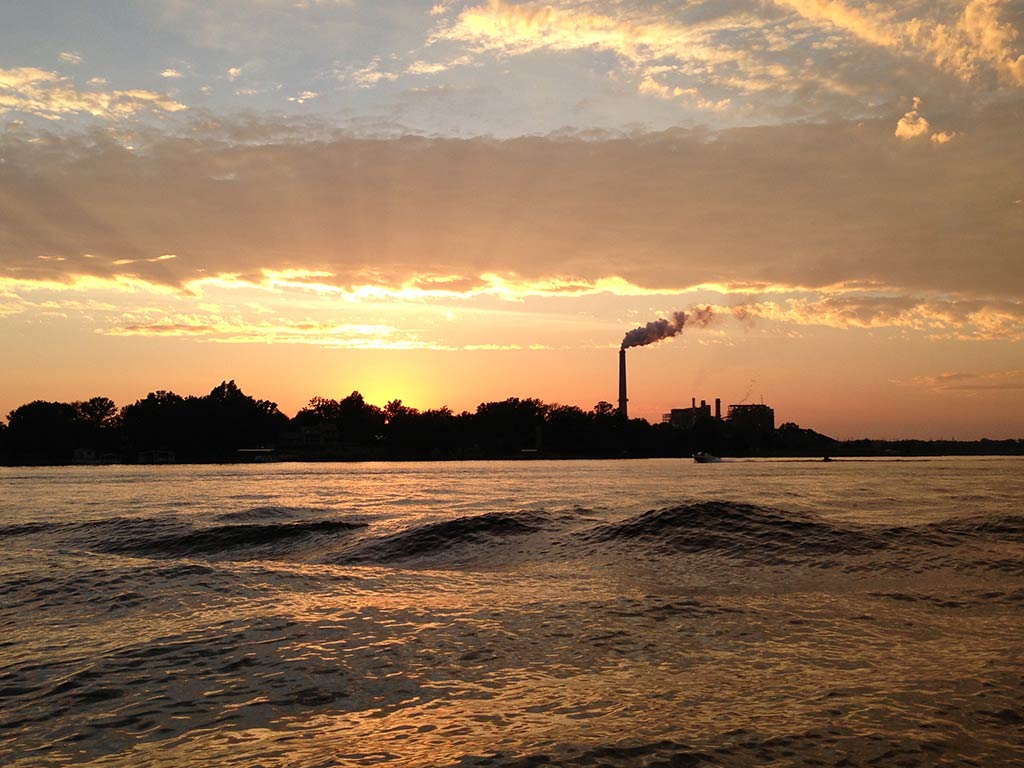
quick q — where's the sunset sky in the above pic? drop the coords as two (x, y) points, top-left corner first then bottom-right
(1, 0), (1022, 439)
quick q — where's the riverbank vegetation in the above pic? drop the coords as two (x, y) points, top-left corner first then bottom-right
(2, 381), (1021, 464)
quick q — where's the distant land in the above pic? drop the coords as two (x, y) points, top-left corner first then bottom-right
(1, 381), (1021, 466)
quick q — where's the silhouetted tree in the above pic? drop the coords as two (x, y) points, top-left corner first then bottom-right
(385, 405), (464, 460)
(337, 391), (385, 444)
(383, 399), (418, 424)
(120, 390), (191, 454)
(120, 382), (286, 460)
(4, 401), (82, 461)
(198, 380), (288, 455)
(294, 396), (343, 425)
(544, 404), (595, 454)
(77, 397), (119, 429)
(473, 398), (547, 455)
(770, 422), (837, 455)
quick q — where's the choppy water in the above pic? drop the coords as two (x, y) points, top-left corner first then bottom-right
(1, 457), (1022, 767)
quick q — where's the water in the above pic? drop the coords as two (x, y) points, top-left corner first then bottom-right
(1, 458), (1022, 767)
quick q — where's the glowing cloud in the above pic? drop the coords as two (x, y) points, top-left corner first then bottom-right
(434, 0), (789, 102)
(0, 67), (186, 120)
(895, 96), (930, 139)
(774, 0), (899, 48)
(778, 0), (1024, 85)
(730, 295), (1024, 340)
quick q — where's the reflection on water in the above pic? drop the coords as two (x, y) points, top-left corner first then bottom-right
(0, 458), (1022, 766)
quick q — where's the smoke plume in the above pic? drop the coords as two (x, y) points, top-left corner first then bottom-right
(620, 306), (714, 350)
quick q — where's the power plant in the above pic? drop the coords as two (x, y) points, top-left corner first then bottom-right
(662, 400), (774, 431)
(617, 347), (773, 430)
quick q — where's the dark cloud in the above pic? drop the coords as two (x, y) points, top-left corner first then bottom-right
(1, 98), (1022, 299)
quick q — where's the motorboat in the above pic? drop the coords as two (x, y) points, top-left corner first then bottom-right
(693, 452), (722, 463)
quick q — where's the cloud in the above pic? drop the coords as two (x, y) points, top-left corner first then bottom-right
(161, 68), (184, 79)
(0, 99), (1021, 310)
(105, 315), (421, 347)
(921, 0), (1024, 86)
(0, 67), (187, 120)
(730, 294), (1024, 340)
(59, 52), (83, 65)
(894, 96), (964, 144)
(346, 58), (400, 87)
(895, 96), (930, 139)
(637, 72), (731, 110)
(906, 370), (1024, 391)
(773, 0), (900, 48)
(111, 254), (178, 267)
(432, 0), (798, 102)
(423, 0), (1023, 130)
(777, 0), (1024, 86)
(288, 90), (320, 103)
(228, 66), (242, 81)
(931, 129), (960, 144)
(404, 57), (473, 76)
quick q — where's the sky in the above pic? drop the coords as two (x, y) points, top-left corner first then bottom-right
(1, 0), (1023, 439)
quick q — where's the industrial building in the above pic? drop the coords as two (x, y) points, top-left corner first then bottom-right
(662, 397), (720, 429)
(726, 403), (775, 432)
(662, 399), (774, 432)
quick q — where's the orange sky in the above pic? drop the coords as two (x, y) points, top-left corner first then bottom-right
(1, 1), (1023, 439)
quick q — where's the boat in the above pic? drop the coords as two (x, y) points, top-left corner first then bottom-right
(693, 452), (722, 463)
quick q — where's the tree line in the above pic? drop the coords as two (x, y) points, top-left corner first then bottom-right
(1, 381), (1020, 464)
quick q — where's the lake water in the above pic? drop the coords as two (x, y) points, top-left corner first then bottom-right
(1, 457), (1022, 767)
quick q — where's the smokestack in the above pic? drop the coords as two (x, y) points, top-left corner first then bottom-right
(715, 398), (721, 419)
(618, 349), (628, 420)
(691, 397), (696, 409)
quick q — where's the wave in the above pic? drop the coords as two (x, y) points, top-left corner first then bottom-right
(0, 521), (59, 537)
(581, 503), (1024, 573)
(347, 510), (550, 563)
(930, 514), (1024, 542)
(96, 519), (365, 560)
(213, 505), (334, 523)
(586, 501), (886, 563)
(4, 502), (1020, 571)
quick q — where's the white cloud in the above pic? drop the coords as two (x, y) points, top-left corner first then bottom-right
(59, 52), (82, 65)
(931, 130), (959, 144)
(348, 58), (399, 87)
(895, 96), (930, 139)
(0, 67), (187, 120)
(161, 68), (184, 79)
(288, 90), (320, 103)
